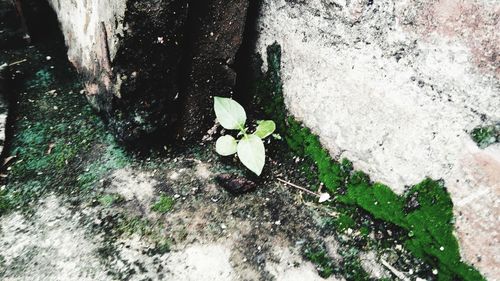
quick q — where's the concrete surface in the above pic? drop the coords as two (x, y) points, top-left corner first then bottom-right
(256, 0), (500, 279)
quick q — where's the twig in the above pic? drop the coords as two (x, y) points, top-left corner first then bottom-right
(277, 178), (319, 197)
(2, 156), (16, 168)
(8, 59), (27, 66)
(380, 259), (409, 281)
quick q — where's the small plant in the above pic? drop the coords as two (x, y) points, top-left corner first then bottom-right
(214, 96), (276, 175)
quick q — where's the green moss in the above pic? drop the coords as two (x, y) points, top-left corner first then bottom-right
(304, 244), (336, 278)
(151, 195), (175, 214)
(116, 215), (171, 254)
(471, 124), (499, 148)
(359, 226), (370, 237)
(98, 193), (123, 207)
(343, 179), (483, 280)
(340, 252), (371, 281)
(33, 69), (53, 88)
(2, 58), (122, 214)
(118, 217), (153, 236)
(335, 214), (356, 232)
(77, 140), (129, 190)
(0, 189), (11, 216)
(151, 240), (171, 255)
(257, 43), (484, 281)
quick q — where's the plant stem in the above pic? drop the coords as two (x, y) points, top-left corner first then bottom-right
(277, 178), (319, 197)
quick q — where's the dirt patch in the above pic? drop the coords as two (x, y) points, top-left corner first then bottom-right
(0, 160), (347, 281)
(0, 195), (110, 281)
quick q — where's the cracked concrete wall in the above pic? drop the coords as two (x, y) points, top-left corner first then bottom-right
(256, 0), (499, 279)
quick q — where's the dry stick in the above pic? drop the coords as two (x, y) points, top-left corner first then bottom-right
(380, 259), (409, 281)
(277, 178), (319, 197)
(8, 59), (27, 66)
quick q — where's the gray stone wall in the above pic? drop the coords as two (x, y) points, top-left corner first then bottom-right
(256, 0), (499, 278)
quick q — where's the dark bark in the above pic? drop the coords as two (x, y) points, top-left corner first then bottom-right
(102, 0), (190, 144)
(19, 0), (251, 145)
(176, 0), (250, 141)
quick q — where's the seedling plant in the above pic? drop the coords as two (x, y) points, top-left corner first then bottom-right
(213, 96), (276, 176)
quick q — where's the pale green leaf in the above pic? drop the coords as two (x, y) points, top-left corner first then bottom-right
(254, 120), (276, 139)
(237, 134), (265, 176)
(214, 96), (246, 130)
(216, 135), (237, 156)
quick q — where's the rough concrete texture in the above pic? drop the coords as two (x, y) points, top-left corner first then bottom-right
(0, 196), (110, 281)
(0, 170), (345, 281)
(256, 0), (499, 279)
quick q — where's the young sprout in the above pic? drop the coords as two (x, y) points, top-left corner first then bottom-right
(214, 96), (276, 175)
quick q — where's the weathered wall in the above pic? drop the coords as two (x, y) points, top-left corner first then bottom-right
(42, 0), (189, 142)
(256, 0), (499, 279)
(37, 0), (249, 143)
(45, 0), (127, 75)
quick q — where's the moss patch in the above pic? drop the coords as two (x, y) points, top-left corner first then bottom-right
(256, 43), (485, 281)
(0, 44), (130, 215)
(471, 124), (499, 148)
(151, 195), (175, 214)
(77, 140), (129, 190)
(98, 193), (123, 207)
(303, 243), (335, 278)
